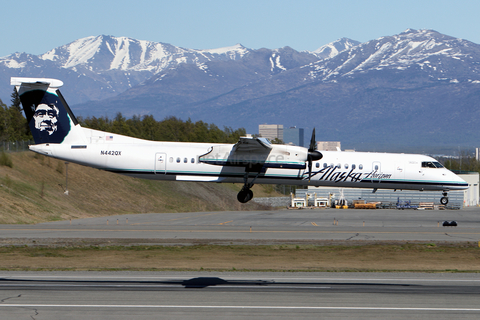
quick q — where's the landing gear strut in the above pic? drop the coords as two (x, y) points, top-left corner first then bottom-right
(440, 191), (449, 205)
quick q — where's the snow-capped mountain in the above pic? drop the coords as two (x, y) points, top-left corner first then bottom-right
(306, 29), (480, 83)
(40, 35), (251, 73)
(1, 35), (324, 105)
(311, 38), (360, 60)
(0, 35), (255, 104)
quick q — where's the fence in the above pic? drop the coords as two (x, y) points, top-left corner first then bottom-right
(1, 140), (34, 153)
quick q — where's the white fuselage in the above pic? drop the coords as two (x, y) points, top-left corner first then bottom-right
(30, 127), (468, 193)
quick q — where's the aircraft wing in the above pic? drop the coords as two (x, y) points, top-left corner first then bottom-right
(199, 136), (306, 170)
(199, 137), (271, 167)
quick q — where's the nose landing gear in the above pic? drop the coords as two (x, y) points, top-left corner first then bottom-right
(440, 191), (449, 205)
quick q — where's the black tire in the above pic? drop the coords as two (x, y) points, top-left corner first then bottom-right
(440, 197), (448, 205)
(237, 189), (253, 203)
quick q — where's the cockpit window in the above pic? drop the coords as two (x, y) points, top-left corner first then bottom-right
(433, 161), (444, 168)
(422, 161), (444, 168)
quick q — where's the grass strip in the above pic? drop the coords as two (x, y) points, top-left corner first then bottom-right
(1, 243), (479, 272)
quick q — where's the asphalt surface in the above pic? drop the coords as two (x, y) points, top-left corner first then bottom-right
(0, 271), (479, 319)
(1, 207), (479, 244)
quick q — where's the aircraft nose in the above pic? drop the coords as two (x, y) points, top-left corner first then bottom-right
(453, 172), (468, 189)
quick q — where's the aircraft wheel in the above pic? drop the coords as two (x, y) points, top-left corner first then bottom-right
(440, 197), (448, 205)
(237, 189), (253, 203)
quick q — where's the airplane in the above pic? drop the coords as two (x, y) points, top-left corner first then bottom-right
(11, 77), (468, 205)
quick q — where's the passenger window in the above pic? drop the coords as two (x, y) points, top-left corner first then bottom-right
(330, 163), (334, 168)
(336, 163), (341, 169)
(344, 164), (348, 169)
(316, 163), (319, 168)
(359, 164), (363, 170)
(323, 163), (327, 168)
(352, 164), (356, 170)
(176, 157), (180, 163)
(184, 157), (187, 163)
(169, 157), (173, 163)
(374, 165), (379, 170)
(191, 158), (195, 163)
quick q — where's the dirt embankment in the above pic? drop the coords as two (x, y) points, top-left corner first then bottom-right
(0, 152), (275, 224)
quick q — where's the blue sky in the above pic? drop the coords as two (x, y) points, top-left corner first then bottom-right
(1, 0), (480, 57)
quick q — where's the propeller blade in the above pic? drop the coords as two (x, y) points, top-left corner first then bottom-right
(306, 128), (323, 181)
(309, 128), (317, 152)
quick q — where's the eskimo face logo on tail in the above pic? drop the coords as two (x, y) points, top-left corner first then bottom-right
(33, 103), (59, 135)
(20, 90), (71, 144)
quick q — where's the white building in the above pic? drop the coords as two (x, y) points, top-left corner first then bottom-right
(458, 172), (479, 207)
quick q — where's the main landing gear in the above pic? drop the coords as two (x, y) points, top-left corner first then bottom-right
(237, 186), (254, 203)
(237, 171), (260, 203)
(440, 191), (449, 205)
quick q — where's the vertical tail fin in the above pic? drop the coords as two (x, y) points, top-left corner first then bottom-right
(11, 77), (84, 145)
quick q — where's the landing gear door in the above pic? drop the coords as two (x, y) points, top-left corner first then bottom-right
(155, 152), (167, 174)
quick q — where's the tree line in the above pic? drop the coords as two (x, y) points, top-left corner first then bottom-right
(1, 89), (246, 144)
(3, 88), (479, 174)
(0, 89), (31, 142)
(439, 155), (480, 173)
(79, 113), (246, 143)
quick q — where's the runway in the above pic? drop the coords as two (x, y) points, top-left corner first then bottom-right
(0, 271), (479, 319)
(1, 207), (479, 244)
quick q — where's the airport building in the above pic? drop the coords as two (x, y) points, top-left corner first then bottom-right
(283, 127), (304, 146)
(457, 172), (479, 207)
(259, 124), (283, 141)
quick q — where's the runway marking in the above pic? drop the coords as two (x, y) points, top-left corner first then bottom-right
(219, 221), (233, 225)
(1, 304), (480, 311)
(311, 222), (318, 226)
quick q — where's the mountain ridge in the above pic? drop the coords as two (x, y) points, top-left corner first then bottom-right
(2, 29), (479, 152)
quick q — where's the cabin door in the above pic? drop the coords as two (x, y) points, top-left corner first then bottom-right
(395, 162), (405, 181)
(155, 152), (167, 174)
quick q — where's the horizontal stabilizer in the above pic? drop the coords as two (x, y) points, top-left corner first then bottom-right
(11, 77), (63, 88)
